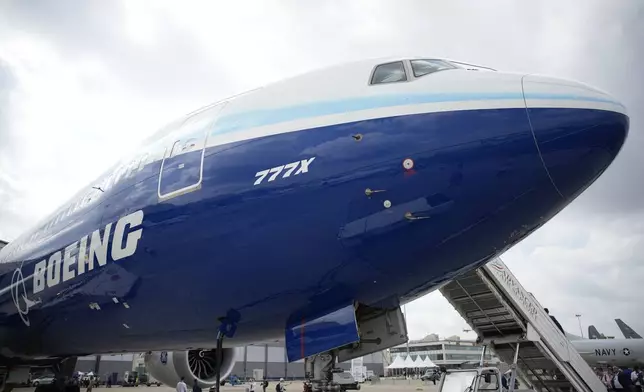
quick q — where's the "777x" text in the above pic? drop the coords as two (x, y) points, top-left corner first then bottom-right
(254, 157), (316, 186)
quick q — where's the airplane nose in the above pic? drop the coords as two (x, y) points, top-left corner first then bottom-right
(522, 74), (629, 198)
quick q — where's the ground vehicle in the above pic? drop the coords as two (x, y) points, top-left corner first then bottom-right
(31, 376), (55, 387)
(123, 371), (139, 387)
(437, 367), (528, 392)
(332, 371), (360, 391)
(138, 374), (162, 387)
(421, 369), (441, 382)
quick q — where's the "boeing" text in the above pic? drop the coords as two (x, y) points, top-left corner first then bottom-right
(32, 210), (144, 294)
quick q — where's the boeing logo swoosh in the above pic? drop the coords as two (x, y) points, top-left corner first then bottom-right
(11, 268), (41, 327)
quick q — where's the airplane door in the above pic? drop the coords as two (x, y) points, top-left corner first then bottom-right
(158, 102), (227, 201)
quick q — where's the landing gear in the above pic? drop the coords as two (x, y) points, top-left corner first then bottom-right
(304, 351), (340, 392)
(294, 305), (408, 392)
(214, 331), (224, 392)
(34, 358), (79, 392)
(214, 309), (240, 392)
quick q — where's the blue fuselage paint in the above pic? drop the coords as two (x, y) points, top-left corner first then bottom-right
(0, 106), (628, 357)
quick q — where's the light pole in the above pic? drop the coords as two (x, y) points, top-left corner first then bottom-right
(404, 304), (410, 356)
(575, 314), (584, 338)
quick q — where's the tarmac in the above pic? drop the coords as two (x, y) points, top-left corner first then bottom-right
(14, 380), (441, 392)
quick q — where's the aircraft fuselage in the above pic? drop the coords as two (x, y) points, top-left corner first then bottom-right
(572, 339), (644, 367)
(0, 57), (628, 359)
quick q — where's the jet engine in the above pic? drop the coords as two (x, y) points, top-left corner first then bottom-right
(144, 349), (237, 387)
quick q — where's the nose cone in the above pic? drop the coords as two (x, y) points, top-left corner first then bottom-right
(522, 74), (629, 198)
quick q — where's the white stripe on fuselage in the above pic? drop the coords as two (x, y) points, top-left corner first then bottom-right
(204, 98), (625, 151)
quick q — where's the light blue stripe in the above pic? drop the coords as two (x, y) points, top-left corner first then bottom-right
(525, 92), (623, 107)
(208, 92), (623, 138)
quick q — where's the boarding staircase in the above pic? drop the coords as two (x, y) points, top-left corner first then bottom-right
(440, 258), (605, 392)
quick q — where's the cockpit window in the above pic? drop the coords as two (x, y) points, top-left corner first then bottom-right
(410, 59), (456, 77)
(370, 61), (407, 85)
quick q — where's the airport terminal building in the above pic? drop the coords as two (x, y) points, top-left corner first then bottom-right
(76, 355), (136, 378)
(129, 346), (384, 380)
(85, 346), (384, 382)
(387, 334), (500, 370)
(75, 334), (495, 382)
(226, 346), (384, 379)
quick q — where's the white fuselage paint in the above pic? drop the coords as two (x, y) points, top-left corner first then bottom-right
(571, 338), (644, 366)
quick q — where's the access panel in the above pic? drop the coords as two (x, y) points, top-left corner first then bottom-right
(158, 102), (227, 201)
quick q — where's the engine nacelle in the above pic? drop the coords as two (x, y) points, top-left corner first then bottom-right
(145, 349), (237, 388)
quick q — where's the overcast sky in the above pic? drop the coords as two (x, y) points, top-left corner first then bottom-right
(1, 1), (643, 342)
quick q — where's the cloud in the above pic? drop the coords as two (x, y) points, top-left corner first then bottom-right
(0, 1), (240, 101)
(0, 0), (643, 344)
(0, 59), (32, 240)
(405, 293), (479, 341)
(500, 207), (644, 337)
(0, 59), (17, 138)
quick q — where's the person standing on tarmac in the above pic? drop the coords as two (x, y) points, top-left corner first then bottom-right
(620, 367), (633, 391)
(612, 366), (630, 392)
(192, 379), (202, 392)
(261, 379), (269, 392)
(276, 378), (285, 392)
(176, 377), (188, 392)
(632, 366), (643, 392)
(86, 377), (95, 392)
